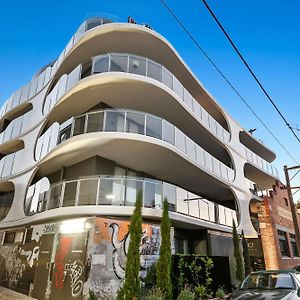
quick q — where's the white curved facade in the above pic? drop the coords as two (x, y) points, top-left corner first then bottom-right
(0, 18), (278, 298)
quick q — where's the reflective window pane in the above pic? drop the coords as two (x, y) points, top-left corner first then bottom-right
(126, 112), (145, 134)
(175, 187), (188, 214)
(110, 54), (128, 72)
(175, 128), (185, 152)
(99, 178), (124, 205)
(104, 111), (125, 132)
(173, 78), (184, 99)
(73, 115), (86, 136)
(147, 61), (162, 81)
(162, 68), (173, 89)
(78, 179), (98, 205)
(146, 115), (162, 139)
(62, 181), (77, 207)
(93, 56), (109, 73)
(144, 181), (162, 208)
(162, 121), (175, 145)
(48, 184), (62, 210)
(129, 56), (146, 75)
(125, 179), (143, 206)
(87, 112), (104, 133)
(163, 182), (176, 211)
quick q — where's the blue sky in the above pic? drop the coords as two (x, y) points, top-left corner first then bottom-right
(0, 0), (299, 194)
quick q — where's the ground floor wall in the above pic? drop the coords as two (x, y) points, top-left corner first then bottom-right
(0, 216), (164, 299)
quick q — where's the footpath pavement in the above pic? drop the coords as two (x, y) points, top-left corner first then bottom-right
(0, 286), (36, 300)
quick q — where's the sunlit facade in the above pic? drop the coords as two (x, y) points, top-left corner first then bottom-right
(0, 17), (278, 299)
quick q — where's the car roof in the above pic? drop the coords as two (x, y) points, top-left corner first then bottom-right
(250, 270), (297, 275)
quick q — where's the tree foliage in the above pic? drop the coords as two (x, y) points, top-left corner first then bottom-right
(232, 220), (243, 283)
(156, 199), (173, 300)
(242, 231), (251, 276)
(117, 191), (143, 300)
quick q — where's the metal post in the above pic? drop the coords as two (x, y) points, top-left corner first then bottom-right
(284, 165), (300, 254)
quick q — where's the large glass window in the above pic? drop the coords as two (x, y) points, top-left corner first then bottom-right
(144, 181), (162, 208)
(93, 56), (109, 73)
(146, 115), (162, 139)
(86, 112), (104, 133)
(73, 115), (86, 136)
(175, 128), (185, 152)
(163, 182), (176, 211)
(104, 111), (125, 132)
(125, 179), (143, 206)
(62, 181), (78, 207)
(126, 111), (145, 134)
(98, 178), (124, 205)
(78, 179), (98, 205)
(129, 56), (146, 75)
(48, 184), (62, 210)
(110, 54), (128, 72)
(278, 230), (290, 257)
(147, 61), (162, 81)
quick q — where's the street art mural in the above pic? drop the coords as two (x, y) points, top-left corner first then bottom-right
(88, 217), (163, 297)
(0, 217), (173, 299)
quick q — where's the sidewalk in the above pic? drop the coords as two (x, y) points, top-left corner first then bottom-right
(0, 286), (36, 300)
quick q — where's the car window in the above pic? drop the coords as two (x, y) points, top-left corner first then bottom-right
(241, 273), (294, 290)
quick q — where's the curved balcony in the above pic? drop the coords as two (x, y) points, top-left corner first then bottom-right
(0, 181), (14, 222)
(37, 109), (235, 183)
(24, 175), (237, 228)
(244, 146), (278, 179)
(0, 110), (32, 145)
(0, 67), (51, 121)
(240, 130), (276, 163)
(43, 53), (230, 145)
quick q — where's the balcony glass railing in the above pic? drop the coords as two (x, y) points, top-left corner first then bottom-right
(51, 109), (235, 182)
(245, 146), (279, 178)
(24, 175), (237, 228)
(42, 53), (231, 144)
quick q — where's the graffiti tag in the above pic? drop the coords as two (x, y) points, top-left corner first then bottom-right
(65, 260), (83, 297)
(8, 257), (25, 288)
(19, 246), (40, 268)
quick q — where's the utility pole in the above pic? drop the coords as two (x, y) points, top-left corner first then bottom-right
(284, 165), (300, 254)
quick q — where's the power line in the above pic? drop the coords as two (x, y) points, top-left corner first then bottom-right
(159, 0), (299, 164)
(200, 0), (300, 144)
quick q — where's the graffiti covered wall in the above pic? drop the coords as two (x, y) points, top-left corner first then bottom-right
(88, 217), (163, 297)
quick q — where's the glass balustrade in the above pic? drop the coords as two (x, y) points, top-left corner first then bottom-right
(24, 175), (237, 228)
(55, 109), (235, 182)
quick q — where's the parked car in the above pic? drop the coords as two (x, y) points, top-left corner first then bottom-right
(230, 270), (300, 299)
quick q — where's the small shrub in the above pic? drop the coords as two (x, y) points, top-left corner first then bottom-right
(195, 284), (207, 299)
(88, 289), (97, 300)
(177, 288), (195, 300)
(215, 287), (226, 299)
(144, 288), (164, 300)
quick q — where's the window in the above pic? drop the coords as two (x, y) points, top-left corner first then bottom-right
(98, 178), (124, 205)
(144, 181), (162, 208)
(86, 112), (104, 133)
(126, 111), (145, 134)
(73, 115), (86, 136)
(58, 125), (71, 143)
(78, 179), (98, 205)
(93, 56), (109, 73)
(290, 233), (299, 257)
(147, 61), (162, 81)
(146, 115), (162, 139)
(3, 231), (24, 244)
(284, 198), (289, 207)
(25, 228), (33, 244)
(278, 230), (290, 257)
(48, 184), (62, 210)
(62, 181), (78, 207)
(110, 54), (128, 72)
(104, 111), (125, 132)
(129, 56), (146, 75)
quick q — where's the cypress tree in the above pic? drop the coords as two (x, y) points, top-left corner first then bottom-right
(156, 199), (172, 300)
(242, 231), (251, 276)
(118, 191), (142, 300)
(232, 220), (243, 283)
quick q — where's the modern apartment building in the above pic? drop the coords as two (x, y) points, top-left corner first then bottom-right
(0, 17), (279, 299)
